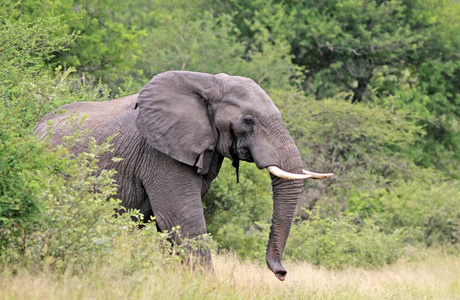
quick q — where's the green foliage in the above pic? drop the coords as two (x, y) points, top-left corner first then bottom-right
(124, 1), (302, 91)
(0, 1), (76, 97)
(6, 0), (143, 88)
(7, 66), (113, 130)
(0, 113), (57, 254)
(4, 130), (122, 271)
(108, 225), (215, 276)
(287, 208), (404, 270)
(213, 0), (459, 101)
(374, 178), (460, 247)
(0, 106), (124, 266)
(271, 89), (423, 216)
(0, 2), (74, 254)
(1, 104), (121, 268)
(285, 0), (428, 102)
(204, 160), (272, 259)
(0, 0), (114, 130)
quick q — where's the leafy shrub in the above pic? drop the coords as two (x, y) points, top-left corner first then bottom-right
(374, 178), (460, 248)
(4, 0), (143, 89)
(211, 221), (268, 261)
(204, 160), (272, 259)
(97, 224), (215, 276)
(0, 113), (60, 255)
(134, 8), (302, 91)
(1, 113), (118, 269)
(270, 89), (423, 216)
(286, 208), (404, 270)
(5, 66), (114, 131)
(0, 1), (76, 95)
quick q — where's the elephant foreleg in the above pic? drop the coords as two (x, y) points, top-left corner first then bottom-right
(141, 157), (212, 270)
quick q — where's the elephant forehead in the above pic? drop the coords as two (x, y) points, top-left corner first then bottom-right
(220, 86), (279, 112)
(214, 100), (281, 122)
(239, 100), (281, 118)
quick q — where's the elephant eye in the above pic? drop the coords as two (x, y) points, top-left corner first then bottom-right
(243, 116), (255, 126)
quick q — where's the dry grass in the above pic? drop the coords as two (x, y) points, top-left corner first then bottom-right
(213, 252), (460, 299)
(1, 251), (459, 300)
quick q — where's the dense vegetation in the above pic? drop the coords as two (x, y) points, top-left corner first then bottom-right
(1, 0), (459, 274)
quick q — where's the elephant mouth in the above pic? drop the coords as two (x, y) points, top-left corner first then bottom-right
(229, 143), (254, 182)
(229, 137), (253, 162)
(238, 146), (254, 163)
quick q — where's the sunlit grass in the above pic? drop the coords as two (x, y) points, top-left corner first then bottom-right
(1, 249), (459, 299)
(213, 251), (460, 299)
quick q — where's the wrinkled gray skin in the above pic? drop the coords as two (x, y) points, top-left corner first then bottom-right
(35, 71), (304, 281)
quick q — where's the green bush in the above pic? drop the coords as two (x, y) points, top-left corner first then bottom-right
(0, 113), (60, 255)
(5, 67), (113, 130)
(0, 1), (76, 96)
(374, 178), (460, 248)
(5, 0), (143, 89)
(286, 208), (404, 270)
(204, 160), (272, 259)
(1, 113), (118, 268)
(270, 89), (423, 216)
(132, 5), (302, 91)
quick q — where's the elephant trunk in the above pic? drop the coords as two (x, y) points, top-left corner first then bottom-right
(265, 141), (304, 281)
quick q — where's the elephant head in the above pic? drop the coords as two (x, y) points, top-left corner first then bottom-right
(135, 71), (332, 281)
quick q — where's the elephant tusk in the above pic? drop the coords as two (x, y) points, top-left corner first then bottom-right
(267, 166), (313, 180)
(302, 169), (334, 179)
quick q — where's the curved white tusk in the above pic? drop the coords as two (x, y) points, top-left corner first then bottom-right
(302, 169), (334, 179)
(267, 166), (313, 180)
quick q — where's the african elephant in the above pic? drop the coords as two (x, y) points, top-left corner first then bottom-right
(35, 71), (332, 281)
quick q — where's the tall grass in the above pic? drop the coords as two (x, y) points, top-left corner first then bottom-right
(1, 250), (458, 299)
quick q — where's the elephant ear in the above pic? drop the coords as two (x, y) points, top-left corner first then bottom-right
(135, 71), (218, 174)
